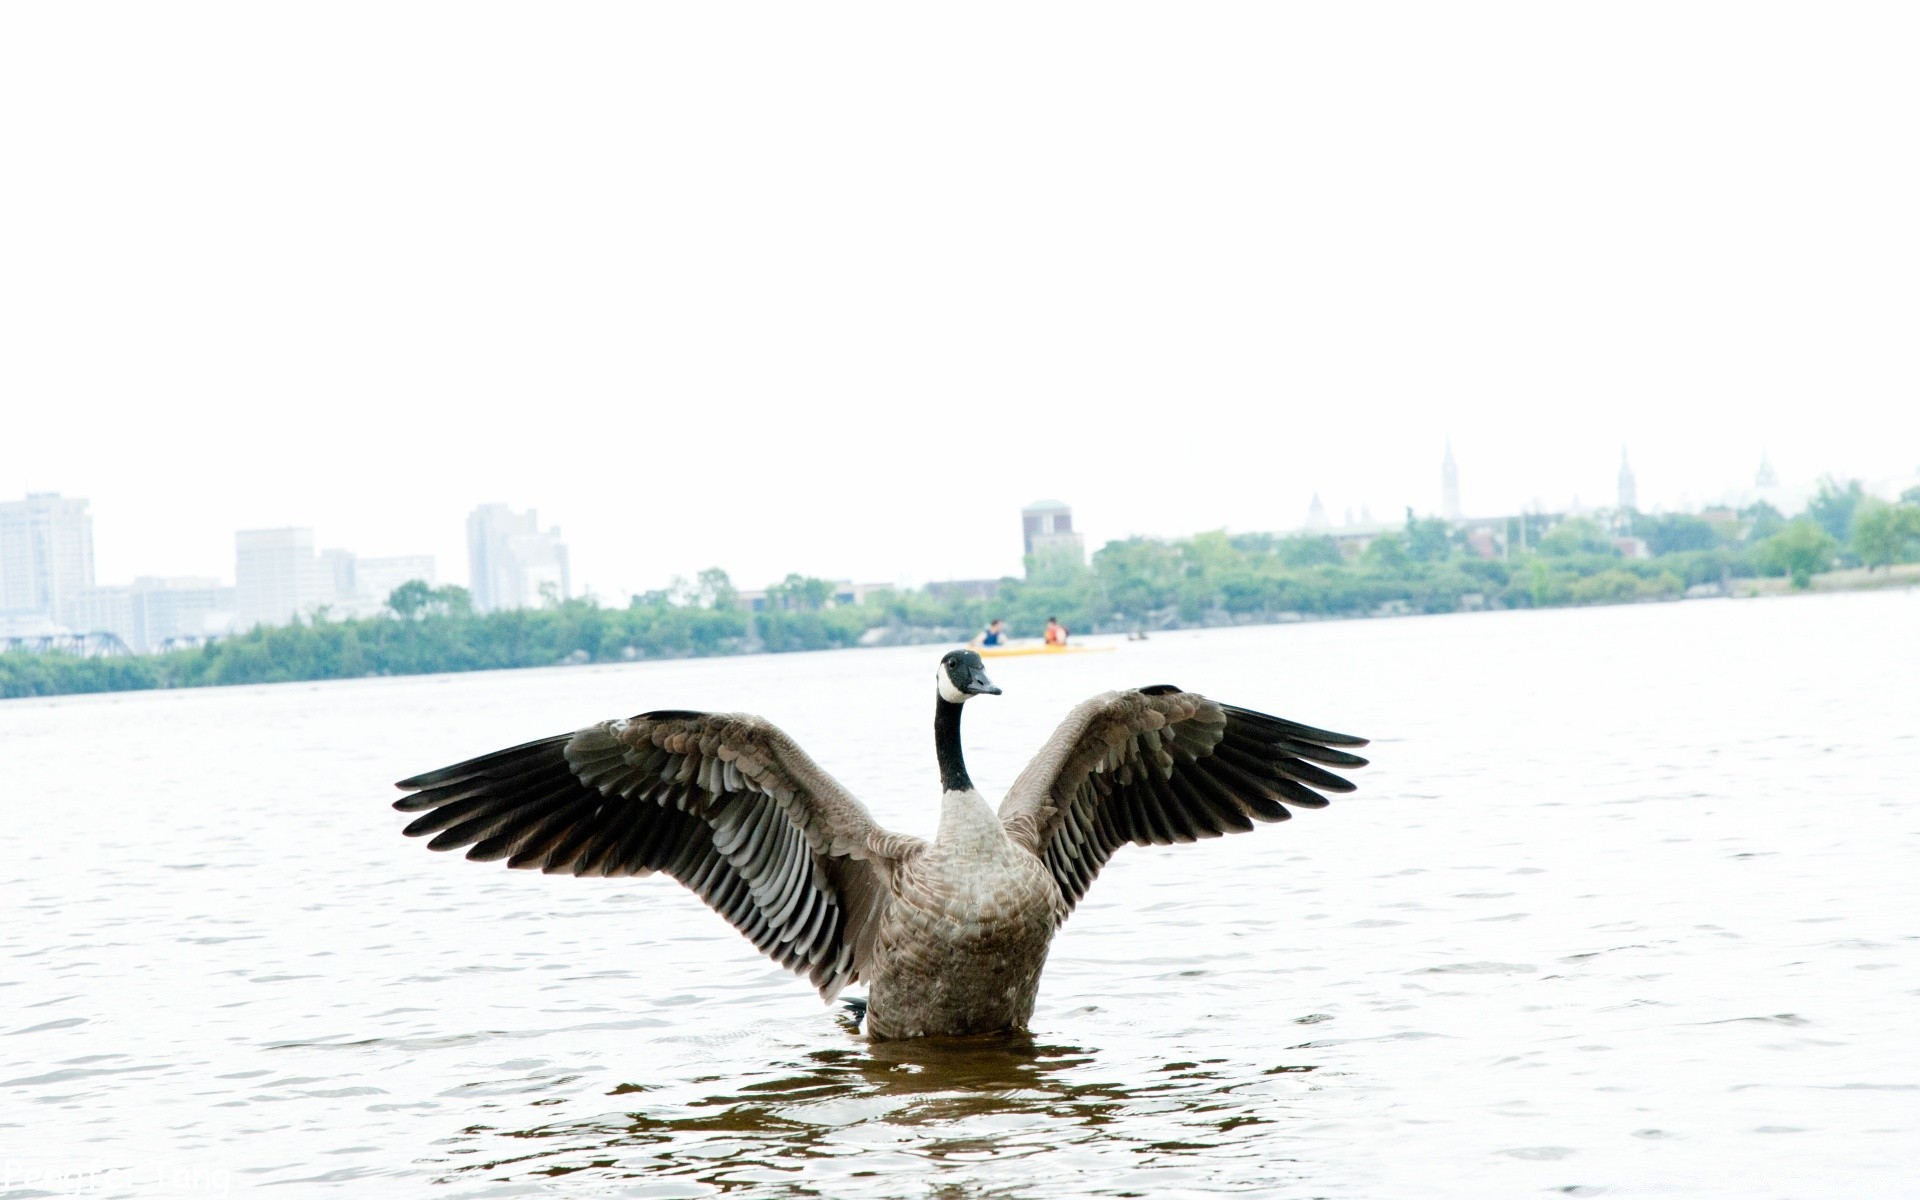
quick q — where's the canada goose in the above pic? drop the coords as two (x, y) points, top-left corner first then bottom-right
(392, 650), (1367, 1040)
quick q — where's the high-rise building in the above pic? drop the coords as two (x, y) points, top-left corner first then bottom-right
(1441, 442), (1462, 521)
(354, 555), (436, 611)
(1304, 492), (1330, 532)
(67, 577), (235, 652)
(1755, 453), (1778, 488)
(298, 550), (439, 618)
(129, 578), (234, 649)
(318, 548), (358, 604)
(1020, 500), (1084, 572)
(235, 528), (326, 629)
(0, 493), (95, 623)
(1617, 448), (1638, 511)
(467, 504), (570, 612)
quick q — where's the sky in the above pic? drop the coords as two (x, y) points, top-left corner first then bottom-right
(3, 4), (1917, 598)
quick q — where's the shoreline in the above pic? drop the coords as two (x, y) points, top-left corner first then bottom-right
(5, 567), (1913, 704)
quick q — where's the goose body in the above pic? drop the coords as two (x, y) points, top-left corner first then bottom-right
(393, 651), (1367, 1040)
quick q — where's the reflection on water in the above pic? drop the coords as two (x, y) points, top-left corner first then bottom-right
(443, 1033), (1312, 1193)
(4, 591), (1918, 1197)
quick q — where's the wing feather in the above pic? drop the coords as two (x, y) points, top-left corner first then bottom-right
(1001, 688), (1366, 911)
(393, 710), (924, 997)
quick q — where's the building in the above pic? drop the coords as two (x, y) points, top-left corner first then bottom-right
(1441, 442), (1462, 521)
(309, 551), (437, 618)
(353, 555), (436, 612)
(1304, 492), (1330, 533)
(1021, 499), (1084, 571)
(924, 578), (1001, 602)
(0, 493), (95, 624)
(66, 577), (235, 652)
(130, 578), (234, 649)
(1755, 453), (1777, 488)
(59, 585), (133, 642)
(736, 580), (893, 613)
(319, 548), (358, 604)
(1465, 525), (1501, 559)
(1617, 448), (1638, 511)
(467, 504), (570, 612)
(235, 528), (326, 629)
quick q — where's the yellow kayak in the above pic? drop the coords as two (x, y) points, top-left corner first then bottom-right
(974, 643), (1114, 659)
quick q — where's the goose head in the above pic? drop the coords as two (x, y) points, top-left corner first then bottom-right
(936, 650), (1001, 704)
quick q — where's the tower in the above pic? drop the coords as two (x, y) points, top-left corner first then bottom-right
(1755, 453), (1777, 488)
(467, 504), (570, 612)
(1441, 442), (1462, 521)
(0, 493), (95, 622)
(1020, 500), (1084, 574)
(1304, 492), (1330, 533)
(1617, 447), (1638, 511)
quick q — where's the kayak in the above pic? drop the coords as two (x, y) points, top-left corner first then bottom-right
(974, 643), (1114, 659)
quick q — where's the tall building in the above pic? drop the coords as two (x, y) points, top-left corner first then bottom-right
(467, 504), (570, 612)
(66, 577), (234, 652)
(311, 550), (437, 617)
(235, 528), (326, 629)
(0, 493), (95, 622)
(1617, 448), (1638, 511)
(1020, 499), (1085, 572)
(129, 578), (234, 649)
(318, 548), (358, 603)
(1755, 453), (1778, 488)
(1441, 442), (1462, 521)
(1304, 492), (1330, 532)
(354, 555), (436, 610)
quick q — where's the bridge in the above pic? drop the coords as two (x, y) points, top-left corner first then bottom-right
(0, 631), (134, 658)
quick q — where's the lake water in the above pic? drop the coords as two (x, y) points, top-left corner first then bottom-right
(3, 590), (1917, 1199)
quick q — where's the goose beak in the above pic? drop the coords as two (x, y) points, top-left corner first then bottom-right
(963, 669), (1001, 696)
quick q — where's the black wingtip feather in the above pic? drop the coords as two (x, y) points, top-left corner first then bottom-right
(394, 733), (574, 791)
(1224, 706), (1369, 748)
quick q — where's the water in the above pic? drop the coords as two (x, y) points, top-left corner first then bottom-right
(4, 590), (1917, 1198)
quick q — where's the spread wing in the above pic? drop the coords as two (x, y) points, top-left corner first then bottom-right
(998, 686), (1367, 912)
(393, 710), (926, 998)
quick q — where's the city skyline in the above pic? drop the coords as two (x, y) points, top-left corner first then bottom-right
(10, 438), (1914, 605)
(7, 441), (1915, 644)
(5, 8), (1917, 604)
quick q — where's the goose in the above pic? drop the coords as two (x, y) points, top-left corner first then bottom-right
(392, 650), (1367, 1040)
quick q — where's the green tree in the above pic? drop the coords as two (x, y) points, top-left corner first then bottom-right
(1361, 532), (1407, 570)
(1740, 501), (1786, 542)
(1404, 510), (1452, 563)
(1275, 535), (1343, 568)
(1755, 519), (1837, 588)
(1806, 477), (1865, 542)
(1094, 537), (1184, 620)
(765, 573), (835, 611)
(432, 584), (473, 616)
(1635, 513), (1718, 555)
(1537, 517), (1616, 557)
(387, 579), (434, 619)
(696, 567), (738, 610)
(1852, 501), (1920, 571)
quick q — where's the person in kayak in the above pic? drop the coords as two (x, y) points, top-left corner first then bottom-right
(975, 619), (1009, 648)
(1044, 617), (1068, 646)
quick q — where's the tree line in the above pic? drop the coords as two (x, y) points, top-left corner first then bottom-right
(5, 479), (1916, 700)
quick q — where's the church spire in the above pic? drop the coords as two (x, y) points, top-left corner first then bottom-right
(1441, 441), (1461, 521)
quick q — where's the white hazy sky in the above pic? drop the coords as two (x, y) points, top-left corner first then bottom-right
(3, 4), (1917, 598)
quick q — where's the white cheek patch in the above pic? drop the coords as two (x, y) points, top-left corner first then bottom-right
(937, 671), (969, 704)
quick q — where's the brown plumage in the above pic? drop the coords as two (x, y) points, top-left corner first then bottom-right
(392, 652), (1366, 1039)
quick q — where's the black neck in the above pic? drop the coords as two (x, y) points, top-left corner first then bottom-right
(935, 696), (972, 792)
